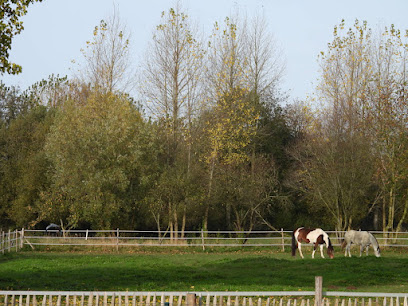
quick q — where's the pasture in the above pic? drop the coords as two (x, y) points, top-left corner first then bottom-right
(1, 248), (408, 293)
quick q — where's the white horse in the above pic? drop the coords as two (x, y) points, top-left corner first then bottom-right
(342, 230), (381, 257)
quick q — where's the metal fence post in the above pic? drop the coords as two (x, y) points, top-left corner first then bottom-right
(315, 276), (323, 306)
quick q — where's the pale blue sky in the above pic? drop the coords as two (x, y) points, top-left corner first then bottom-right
(2, 0), (408, 101)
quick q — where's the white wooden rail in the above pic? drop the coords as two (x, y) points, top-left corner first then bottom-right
(2, 229), (408, 255)
(0, 229), (23, 254)
(18, 229), (408, 250)
(0, 290), (407, 305)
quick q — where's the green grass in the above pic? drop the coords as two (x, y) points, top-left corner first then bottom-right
(1, 247), (408, 293)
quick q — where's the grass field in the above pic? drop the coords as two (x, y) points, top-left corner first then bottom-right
(1, 247), (408, 293)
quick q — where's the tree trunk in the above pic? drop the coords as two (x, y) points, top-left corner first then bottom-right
(204, 157), (216, 231)
(173, 208), (178, 242)
(169, 202), (174, 242)
(181, 203), (186, 239)
(395, 191), (408, 241)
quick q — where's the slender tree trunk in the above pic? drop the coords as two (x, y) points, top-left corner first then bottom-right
(181, 203), (186, 239)
(204, 157), (216, 231)
(174, 208), (178, 242)
(154, 213), (161, 239)
(395, 192), (408, 237)
(169, 203), (173, 242)
(382, 196), (387, 243)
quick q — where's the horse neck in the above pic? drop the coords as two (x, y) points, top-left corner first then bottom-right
(323, 233), (332, 248)
(327, 236), (333, 248)
(369, 233), (379, 247)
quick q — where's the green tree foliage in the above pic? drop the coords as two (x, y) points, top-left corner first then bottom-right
(27, 74), (70, 107)
(289, 20), (408, 232)
(290, 20), (378, 231)
(0, 106), (53, 228)
(0, 82), (30, 125)
(364, 25), (408, 235)
(139, 4), (205, 238)
(0, 7), (307, 232)
(0, 83), (54, 228)
(0, 0), (43, 74)
(41, 90), (143, 229)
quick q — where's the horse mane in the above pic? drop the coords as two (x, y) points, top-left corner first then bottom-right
(327, 235), (333, 248)
(368, 232), (379, 246)
(326, 234), (334, 254)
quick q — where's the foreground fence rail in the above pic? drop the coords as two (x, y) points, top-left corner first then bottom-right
(1, 290), (408, 305)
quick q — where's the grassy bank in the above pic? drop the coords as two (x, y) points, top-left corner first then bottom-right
(0, 248), (407, 292)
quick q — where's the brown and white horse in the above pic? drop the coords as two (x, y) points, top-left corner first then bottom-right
(292, 227), (334, 259)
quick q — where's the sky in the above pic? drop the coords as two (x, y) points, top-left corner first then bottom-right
(3, 0), (408, 101)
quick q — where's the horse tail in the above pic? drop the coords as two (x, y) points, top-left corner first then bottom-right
(291, 230), (297, 256)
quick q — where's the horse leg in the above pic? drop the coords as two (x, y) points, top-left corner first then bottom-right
(345, 243), (351, 257)
(366, 245), (369, 256)
(359, 245), (363, 257)
(298, 243), (304, 259)
(320, 244), (325, 258)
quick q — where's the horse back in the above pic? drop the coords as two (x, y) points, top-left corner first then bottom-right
(345, 230), (370, 245)
(295, 227), (322, 244)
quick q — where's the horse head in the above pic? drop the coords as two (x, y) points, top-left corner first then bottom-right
(326, 237), (334, 259)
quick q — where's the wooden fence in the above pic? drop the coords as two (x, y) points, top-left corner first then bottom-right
(5, 229), (408, 252)
(0, 229), (23, 254)
(2, 229), (408, 255)
(1, 290), (408, 305)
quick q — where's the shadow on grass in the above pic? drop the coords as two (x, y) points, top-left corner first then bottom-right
(0, 252), (407, 292)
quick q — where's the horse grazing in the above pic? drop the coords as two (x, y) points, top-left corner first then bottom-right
(292, 227), (334, 259)
(341, 230), (380, 257)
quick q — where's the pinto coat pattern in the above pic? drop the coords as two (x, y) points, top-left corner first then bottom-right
(292, 227), (334, 259)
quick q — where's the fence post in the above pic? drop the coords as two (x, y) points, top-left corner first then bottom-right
(186, 293), (196, 306)
(20, 228), (24, 250)
(201, 229), (205, 251)
(15, 230), (18, 252)
(116, 228), (119, 252)
(315, 276), (323, 306)
(8, 229), (11, 252)
(281, 228), (285, 252)
(1, 231), (3, 254)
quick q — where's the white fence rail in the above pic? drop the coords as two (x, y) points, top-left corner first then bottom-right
(0, 229), (23, 254)
(0, 290), (407, 305)
(2, 229), (408, 254)
(16, 229), (408, 250)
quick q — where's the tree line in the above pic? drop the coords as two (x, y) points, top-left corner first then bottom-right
(1, 4), (408, 237)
